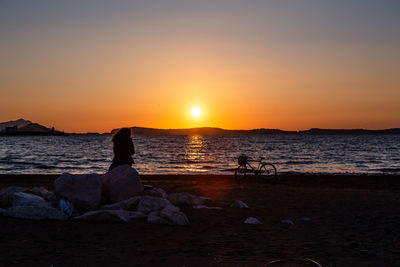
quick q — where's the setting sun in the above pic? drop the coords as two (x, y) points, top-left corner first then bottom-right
(192, 107), (201, 117)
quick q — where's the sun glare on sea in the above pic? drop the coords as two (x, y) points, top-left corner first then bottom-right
(192, 107), (201, 117)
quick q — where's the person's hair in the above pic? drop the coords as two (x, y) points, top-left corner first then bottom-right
(111, 128), (132, 143)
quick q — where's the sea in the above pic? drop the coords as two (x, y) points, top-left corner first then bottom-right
(0, 134), (399, 175)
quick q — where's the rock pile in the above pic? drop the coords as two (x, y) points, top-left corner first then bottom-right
(0, 165), (211, 225)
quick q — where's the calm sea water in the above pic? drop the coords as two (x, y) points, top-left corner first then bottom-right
(0, 135), (399, 175)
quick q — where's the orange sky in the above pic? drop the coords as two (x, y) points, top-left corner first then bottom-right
(1, 1), (399, 133)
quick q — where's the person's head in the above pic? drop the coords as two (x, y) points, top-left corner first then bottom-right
(111, 128), (132, 143)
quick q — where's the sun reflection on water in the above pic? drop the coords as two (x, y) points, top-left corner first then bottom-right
(183, 135), (212, 172)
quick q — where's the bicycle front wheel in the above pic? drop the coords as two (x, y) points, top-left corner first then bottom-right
(259, 163), (277, 180)
(234, 165), (247, 181)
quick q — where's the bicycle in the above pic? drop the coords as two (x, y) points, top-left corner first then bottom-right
(234, 154), (277, 181)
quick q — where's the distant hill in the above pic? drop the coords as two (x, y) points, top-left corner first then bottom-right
(124, 127), (294, 135)
(0, 119), (64, 135)
(0, 118), (31, 132)
(299, 128), (400, 135)
(110, 126), (400, 135)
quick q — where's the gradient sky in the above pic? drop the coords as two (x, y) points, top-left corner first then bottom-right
(1, 0), (399, 133)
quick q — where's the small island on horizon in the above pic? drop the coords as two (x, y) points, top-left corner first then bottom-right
(1, 118), (399, 136)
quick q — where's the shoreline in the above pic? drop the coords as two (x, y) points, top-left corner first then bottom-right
(2, 174), (400, 266)
(1, 173), (400, 191)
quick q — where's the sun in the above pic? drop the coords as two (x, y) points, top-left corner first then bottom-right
(192, 107), (201, 117)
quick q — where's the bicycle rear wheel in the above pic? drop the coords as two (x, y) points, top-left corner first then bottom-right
(234, 165), (247, 181)
(259, 163), (277, 180)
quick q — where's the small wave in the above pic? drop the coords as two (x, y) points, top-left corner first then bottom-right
(376, 168), (400, 173)
(36, 165), (56, 169)
(167, 160), (185, 164)
(59, 166), (86, 170)
(1, 155), (17, 160)
(220, 168), (237, 172)
(201, 166), (215, 169)
(88, 158), (105, 162)
(285, 160), (316, 165)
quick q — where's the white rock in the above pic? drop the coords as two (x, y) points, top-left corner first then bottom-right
(162, 204), (180, 213)
(160, 205), (189, 225)
(30, 187), (58, 206)
(147, 211), (169, 224)
(54, 173), (102, 211)
(281, 219), (295, 225)
(168, 192), (211, 206)
(244, 217), (263, 224)
(230, 200), (249, 209)
(102, 165), (144, 203)
(137, 196), (171, 214)
(193, 205), (222, 210)
(141, 187), (167, 199)
(13, 192), (52, 208)
(73, 210), (146, 222)
(100, 196), (142, 211)
(4, 205), (68, 221)
(29, 186), (49, 198)
(0, 186), (28, 208)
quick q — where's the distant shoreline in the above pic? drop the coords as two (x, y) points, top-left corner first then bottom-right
(109, 126), (400, 135)
(1, 127), (400, 136)
(1, 118), (400, 136)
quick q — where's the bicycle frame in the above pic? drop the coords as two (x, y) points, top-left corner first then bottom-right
(242, 158), (264, 175)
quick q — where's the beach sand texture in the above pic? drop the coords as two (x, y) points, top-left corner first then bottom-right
(1, 174), (400, 266)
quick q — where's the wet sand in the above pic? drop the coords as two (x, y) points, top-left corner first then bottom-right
(1, 174), (400, 266)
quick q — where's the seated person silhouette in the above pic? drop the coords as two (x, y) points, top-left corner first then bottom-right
(109, 128), (135, 171)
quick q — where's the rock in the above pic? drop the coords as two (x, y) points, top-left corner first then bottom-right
(100, 196), (142, 211)
(168, 192), (211, 206)
(45, 191), (60, 207)
(281, 219), (294, 225)
(147, 211), (169, 224)
(29, 186), (49, 198)
(193, 205), (222, 210)
(0, 186), (28, 208)
(30, 187), (59, 206)
(13, 192), (52, 208)
(141, 187), (167, 199)
(244, 217), (262, 224)
(54, 173), (102, 211)
(4, 205), (68, 220)
(160, 205), (189, 225)
(102, 165), (144, 203)
(230, 200), (249, 209)
(73, 210), (146, 222)
(137, 196), (171, 214)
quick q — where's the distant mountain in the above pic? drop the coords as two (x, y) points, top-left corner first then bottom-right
(110, 126), (400, 135)
(109, 127), (293, 135)
(0, 119), (64, 135)
(299, 128), (400, 135)
(122, 127), (294, 135)
(18, 123), (53, 133)
(0, 118), (31, 132)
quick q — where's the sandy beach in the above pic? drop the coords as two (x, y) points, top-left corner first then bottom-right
(1, 174), (400, 266)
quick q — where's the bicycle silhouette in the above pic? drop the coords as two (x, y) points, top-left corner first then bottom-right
(234, 154), (277, 181)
